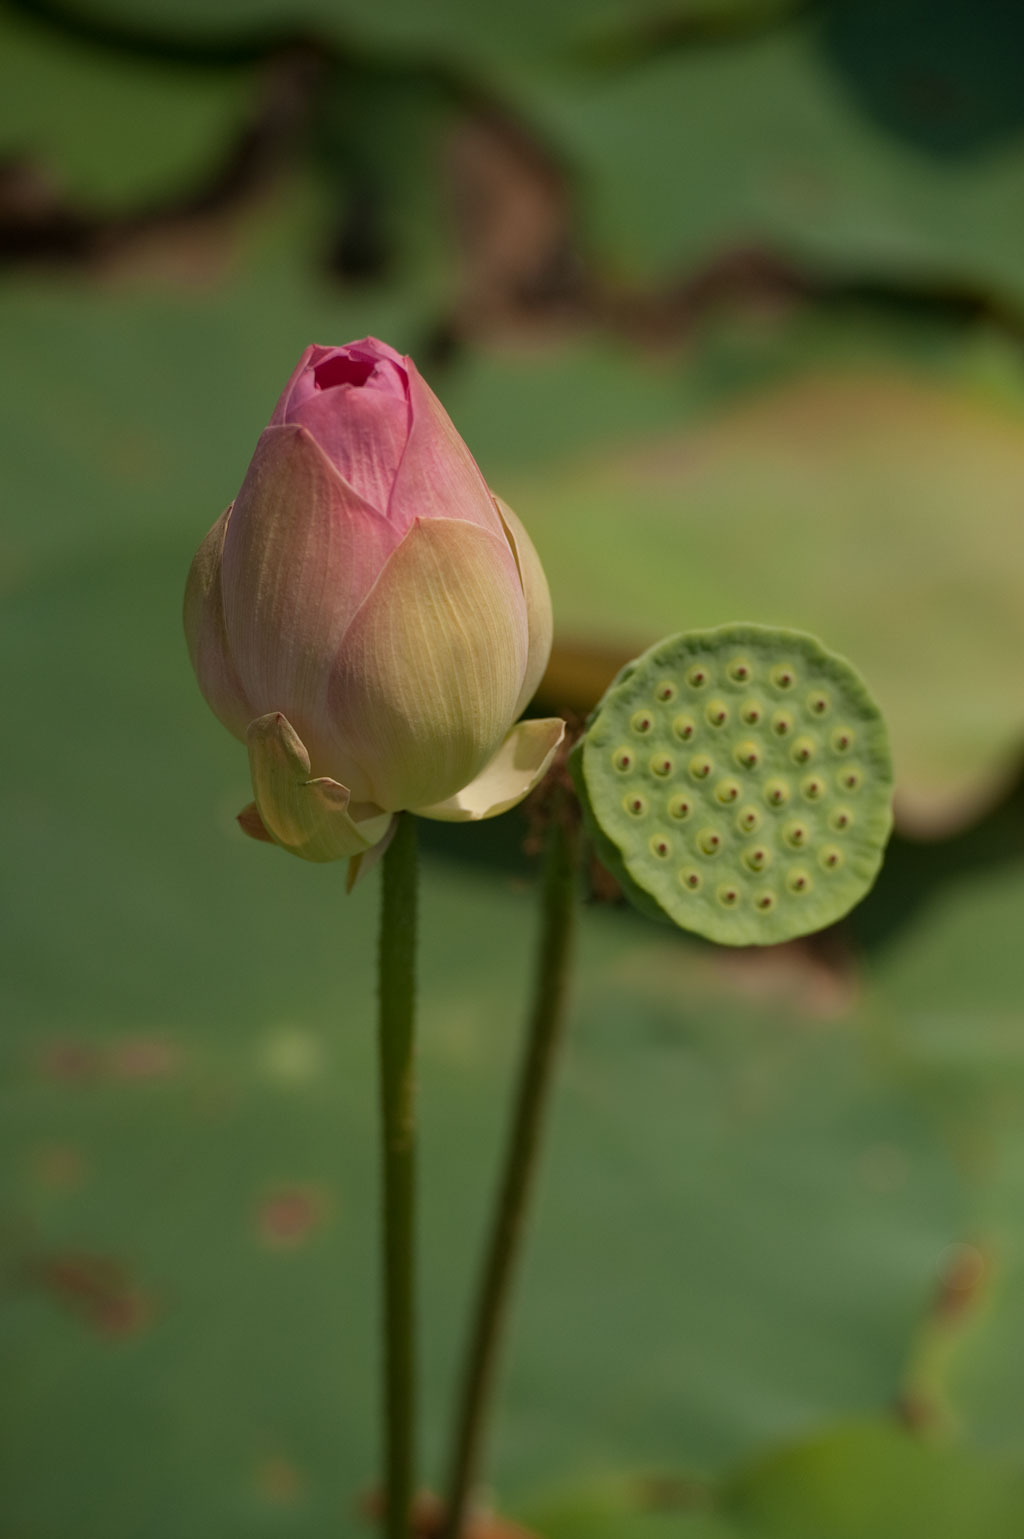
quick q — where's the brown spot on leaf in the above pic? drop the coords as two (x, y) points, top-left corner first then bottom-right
(257, 1185), (328, 1248)
(257, 1455), (306, 1505)
(25, 1250), (155, 1337)
(110, 1036), (178, 1080)
(361, 1490), (539, 1538)
(32, 1144), (88, 1191)
(39, 1040), (102, 1081)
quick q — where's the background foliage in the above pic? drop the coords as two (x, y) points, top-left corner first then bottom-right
(3, 0), (1024, 1533)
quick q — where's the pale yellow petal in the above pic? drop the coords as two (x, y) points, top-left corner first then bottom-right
(329, 518), (528, 811)
(413, 717), (565, 822)
(493, 495), (554, 718)
(246, 712), (392, 863)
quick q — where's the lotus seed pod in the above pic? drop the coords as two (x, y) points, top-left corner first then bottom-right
(569, 624), (893, 946)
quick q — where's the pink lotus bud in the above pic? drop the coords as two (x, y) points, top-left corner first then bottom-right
(184, 339), (563, 866)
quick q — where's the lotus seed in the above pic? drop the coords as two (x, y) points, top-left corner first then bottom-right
(687, 665), (710, 688)
(673, 715), (697, 742)
(717, 885), (740, 907)
(657, 682), (678, 703)
(706, 699), (729, 728)
(625, 794), (648, 816)
(651, 754), (673, 777)
(831, 727), (854, 753)
(690, 755), (713, 780)
(808, 691), (830, 716)
(737, 805), (762, 834)
(715, 778), (741, 804)
(783, 821), (808, 848)
(741, 700), (763, 725)
(829, 807), (853, 832)
(728, 659), (753, 683)
(841, 768), (863, 792)
(680, 868), (702, 891)
(744, 845), (771, 872)
(790, 735), (816, 766)
(801, 775), (825, 801)
(756, 891), (776, 912)
(771, 710), (794, 737)
(764, 778), (790, 808)
(820, 846), (843, 871)
(772, 664), (796, 690)
(669, 794), (693, 820)
(698, 828), (723, 856)
(734, 741), (762, 771)
(787, 869), (812, 894)
(651, 836), (672, 859)
(613, 748), (634, 772)
(631, 711), (653, 734)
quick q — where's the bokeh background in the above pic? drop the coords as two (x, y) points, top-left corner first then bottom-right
(4, 0), (1024, 1534)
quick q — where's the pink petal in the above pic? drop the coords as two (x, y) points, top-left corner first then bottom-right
(182, 502), (254, 741)
(387, 360), (504, 536)
(220, 424), (399, 789)
(274, 342), (411, 513)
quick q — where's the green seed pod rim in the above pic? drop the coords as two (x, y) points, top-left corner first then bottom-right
(569, 623), (894, 946)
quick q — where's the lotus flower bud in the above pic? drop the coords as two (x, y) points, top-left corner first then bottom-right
(184, 339), (564, 869)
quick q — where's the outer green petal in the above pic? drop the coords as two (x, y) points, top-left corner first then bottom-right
(329, 518), (529, 811)
(246, 712), (393, 863)
(182, 504), (253, 741)
(493, 495), (554, 719)
(413, 718), (565, 822)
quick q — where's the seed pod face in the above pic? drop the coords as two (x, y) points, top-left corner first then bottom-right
(569, 624), (893, 945)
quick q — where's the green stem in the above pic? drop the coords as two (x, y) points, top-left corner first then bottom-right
(440, 796), (580, 1539)
(377, 813), (419, 1539)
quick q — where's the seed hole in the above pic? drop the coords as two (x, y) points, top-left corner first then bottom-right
(801, 776), (825, 801)
(651, 755), (673, 777)
(808, 692), (830, 716)
(756, 892), (776, 912)
(717, 885), (740, 908)
(657, 682), (678, 703)
(715, 779), (740, 804)
(705, 700), (729, 728)
(741, 701), (763, 725)
(787, 869), (811, 894)
(790, 736), (816, 766)
(625, 794), (648, 817)
(831, 728), (854, 753)
(728, 659), (752, 683)
(613, 749), (633, 772)
(687, 665), (710, 689)
(772, 711), (794, 737)
(830, 807), (853, 832)
(631, 711), (653, 735)
(764, 779), (790, 808)
(772, 665), (797, 690)
(651, 836), (671, 859)
(737, 806), (761, 834)
(820, 846), (843, 871)
(784, 821), (808, 848)
(669, 795), (693, 820)
(689, 755), (713, 780)
(698, 828), (722, 856)
(673, 715), (696, 742)
(681, 869), (701, 891)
